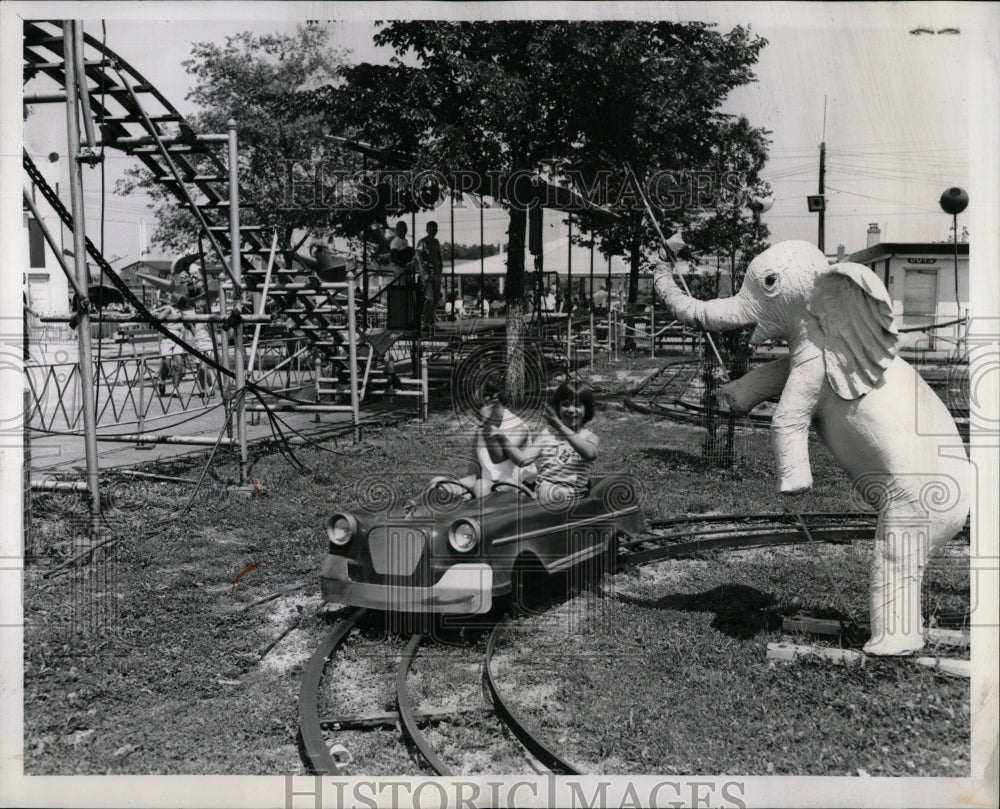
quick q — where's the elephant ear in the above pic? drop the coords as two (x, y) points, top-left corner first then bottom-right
(809, 263), (899, 399)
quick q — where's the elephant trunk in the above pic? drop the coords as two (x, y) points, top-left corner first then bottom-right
(653, 264), (754, 332)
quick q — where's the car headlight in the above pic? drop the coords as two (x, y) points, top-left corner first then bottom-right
(448, 519), (481, 553)
(326, 513), (357, 547)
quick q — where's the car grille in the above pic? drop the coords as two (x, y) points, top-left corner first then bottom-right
(367, 525), (427, 576)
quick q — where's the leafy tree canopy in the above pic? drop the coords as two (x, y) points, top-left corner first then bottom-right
(334, 21), (769, 305)
(116, 25), (353, 261)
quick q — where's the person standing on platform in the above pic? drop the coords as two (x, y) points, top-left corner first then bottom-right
(416, 221), (443, 329)
(388, 220), (414, 284)
(593, 284), (609, 310)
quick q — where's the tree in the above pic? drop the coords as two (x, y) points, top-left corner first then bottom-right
(557, 24), (769, 311)
(334, 21), (768, 401)
(115, 25), (352, 262)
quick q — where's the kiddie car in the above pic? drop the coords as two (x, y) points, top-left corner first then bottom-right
(320, 474), (646, 614)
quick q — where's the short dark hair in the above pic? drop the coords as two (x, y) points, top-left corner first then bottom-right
(426, 221), (438, 231)
(551, 379), (594, 424)
(480, 374), (506, 406)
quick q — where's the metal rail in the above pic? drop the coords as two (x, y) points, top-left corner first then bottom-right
(395, 635), (454, 775)
(297, 608), (365, 775)
(296, 511), (970, 775)
(483, 622), (582, 774)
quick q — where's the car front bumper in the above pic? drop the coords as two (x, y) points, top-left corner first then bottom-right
(320, 555), (494, 614)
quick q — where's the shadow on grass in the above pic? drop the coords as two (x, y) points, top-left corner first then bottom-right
(639, 447), (712, 471)
(616, 583), (783, 639)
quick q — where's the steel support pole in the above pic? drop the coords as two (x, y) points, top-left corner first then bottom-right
(346, 272), (361, 443)
(228, 120), (248, 483)
(63, 21), (101, 535)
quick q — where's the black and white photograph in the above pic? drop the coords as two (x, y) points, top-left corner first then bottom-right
(2, 2), (998, 808)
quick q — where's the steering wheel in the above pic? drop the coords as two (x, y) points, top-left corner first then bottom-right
(431, 478), (478, 498)
(491, 480), (535, 498)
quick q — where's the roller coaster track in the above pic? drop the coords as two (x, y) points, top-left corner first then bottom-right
(297, 509), (966, 776)
(23, 21), (358, 371)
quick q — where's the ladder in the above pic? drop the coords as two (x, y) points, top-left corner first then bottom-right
(23, 20), (359, 381)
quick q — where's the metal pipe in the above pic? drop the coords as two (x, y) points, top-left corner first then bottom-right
(23, 92), (69, 103)
(346, 272), (361, 442)
(39, 313), (272, 323)
(421, 357), (429, 421)
(71, 21), (97, 149)
(96, 433), (236, 446)
(63, 21), (102, 534)
(247, 231), (279, 377)
(625, 162), (730, 381)
(94, 133), (229, 148)
(650, 298), (655, 359)
(589, 311), (595, 370)
(31, 479), (89, 493)
(228, 120), (248, 483)
(136, 356), (146, 446)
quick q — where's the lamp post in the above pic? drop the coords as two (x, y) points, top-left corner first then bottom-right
(745, 195), (773, 290)
(939, 187), (968, 356)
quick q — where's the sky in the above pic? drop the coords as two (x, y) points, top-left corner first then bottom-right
(10, 2), (994, 270)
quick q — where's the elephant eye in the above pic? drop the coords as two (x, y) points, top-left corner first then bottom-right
(761, 273), (780, 296)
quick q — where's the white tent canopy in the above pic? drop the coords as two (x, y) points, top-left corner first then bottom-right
(449, 238), (632, 277)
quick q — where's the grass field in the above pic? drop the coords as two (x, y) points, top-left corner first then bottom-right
(22, 365), (971, 775)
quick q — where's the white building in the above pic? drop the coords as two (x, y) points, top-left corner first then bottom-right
(23, 136), (71, 319)
(848, 225), (968, 352)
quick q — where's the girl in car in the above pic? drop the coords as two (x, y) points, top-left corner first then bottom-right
(495, 379), (599, 507)
(430, 375), (534, 498)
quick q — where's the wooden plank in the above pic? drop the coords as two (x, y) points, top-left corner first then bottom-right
(767, 642), (865, 665)
(320, 707), (484, 730)
(782, 617), (969, 648)
(767, 642), (970, 677)
(925, 628), (971, 647)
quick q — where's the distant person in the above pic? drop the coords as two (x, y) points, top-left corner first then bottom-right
(542, 285), (557, 313)
(416, 221), (443, 328)
(389, 221), (413, 273)
(479, 297), (490, 317)
(151, 296), (187, 396)
(490, 298), (504, 317)
(190, 301), (214, 399)
(593, 285), (609, 309)
(445, 291), (466, 320)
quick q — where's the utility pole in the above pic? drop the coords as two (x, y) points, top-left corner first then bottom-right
(817, 140), (826, 253)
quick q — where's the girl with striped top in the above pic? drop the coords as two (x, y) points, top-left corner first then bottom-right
(495, 379), (599, 508)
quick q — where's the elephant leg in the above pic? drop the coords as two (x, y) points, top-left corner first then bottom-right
(721, 357), (790, 413)
(771, 353), (825, 494)
(864, 509), (930, 656)
(863, 481), (969, 656)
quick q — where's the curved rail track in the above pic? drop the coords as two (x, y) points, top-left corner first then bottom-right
(297, 509), (925, 775)
(298, 510), (972, 774)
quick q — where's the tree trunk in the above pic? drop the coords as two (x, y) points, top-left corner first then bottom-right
(505, 206), (528, 405)
(628, 230), (641, 309)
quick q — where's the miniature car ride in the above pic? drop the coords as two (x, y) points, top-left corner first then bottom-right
(320, 474), (646, 614)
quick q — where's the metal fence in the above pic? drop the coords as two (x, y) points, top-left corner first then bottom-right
(25, 338), (314, 434)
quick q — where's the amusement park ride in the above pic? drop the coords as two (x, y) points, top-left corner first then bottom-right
(21, 19), (608, 543)
(22, 20), (426, 537)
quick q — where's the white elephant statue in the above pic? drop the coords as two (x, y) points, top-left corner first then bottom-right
(654, 240), (969, 656)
